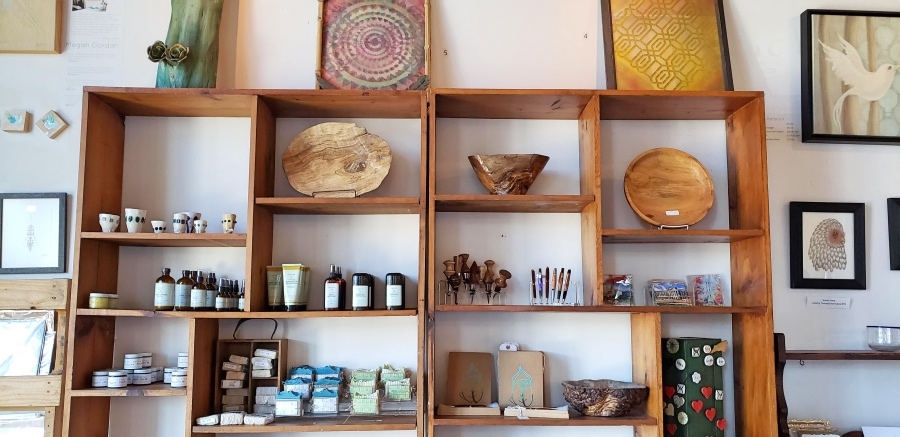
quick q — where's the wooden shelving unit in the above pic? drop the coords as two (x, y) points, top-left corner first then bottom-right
(62, 88), (427, 437)
(192, 415), (418, 434)
(426, 89), (776, 436)
(784, 350), (900, 361)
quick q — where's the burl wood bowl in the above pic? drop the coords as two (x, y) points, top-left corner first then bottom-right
(562, 379), (648, 417)
(468, 154), (549, 195)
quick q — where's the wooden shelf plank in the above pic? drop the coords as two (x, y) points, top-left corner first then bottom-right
(0, 279), (69, 310)
(192, 414), (417, 433)
(435, 194), (594, 213)
(260, 90), (423, 118)
(256, 197), (420, 214)
(76, 308), (417, 318)
(86, 87), (254, 117)
(432, 414), (656, 427)
(596, 90), (762, 120)
(0, 375), (62, 407)
(70, 382), (185, 397)
(435, 305), (765, 314)
(80, 232), (247, 247)
(602, 229), (764, 243)
(784, 350), (900, 361)
(433, 89), (595, 119)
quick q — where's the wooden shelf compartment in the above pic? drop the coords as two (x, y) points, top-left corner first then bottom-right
(260, 90), (424, 119)
(79, 232), (247, 247)
(76, 308), (417, 318)
(435, 304), (766, 314)
(601, 228), (764, 243)
(596, 90), (762, 120)
(257, 197), (419, 215)
(433, 89), (595, 119)
(85, 87), (255, 117)
(434, 194), (594, 213)
(192, 414), (417, 433)
(784, 350), (900, 361)
(69, 382), (185, 397)
(432, 414), (656, 427)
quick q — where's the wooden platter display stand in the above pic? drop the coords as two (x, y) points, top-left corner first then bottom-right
(624, 147), (714, 228)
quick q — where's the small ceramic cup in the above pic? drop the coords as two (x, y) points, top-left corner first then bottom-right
(172, 213), (189, 234)
(151, 220), (167, 233)
(221, 214), (236, 234)
(124, 208), (148, 233)
(193, 219), (208, 234)
(176, 211), (200, 233)
(99, 213), (120, 232)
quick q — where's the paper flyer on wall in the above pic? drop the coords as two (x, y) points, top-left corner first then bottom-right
(65, 0), (124, 108)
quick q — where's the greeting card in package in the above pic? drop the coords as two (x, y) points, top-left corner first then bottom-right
(687, 275), (724, 306)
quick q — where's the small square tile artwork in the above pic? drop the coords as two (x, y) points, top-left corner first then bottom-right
(1, 110), (30, 132)
(36, 110), (68, 138)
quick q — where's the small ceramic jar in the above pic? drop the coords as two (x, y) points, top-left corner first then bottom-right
(172, 213), (189, 234)
(177, 352), (189, 368)
(99, 213), (120, 232)
(92, 370), (109, 388)
(132, 369), (153, 385)
(151, 220), (167, 233)
(151, 367), (162, 383)
(124, 208), (148, 233)
(170, 369), (188, 388)
(123, 369), (134, 385)
(164, 367), (176, 384)
(193, 219), (207, 233)
(107, 370), (127, 388)
(221, 214), (236, 234)
(123, 354), (141, 370)
(139, 352), (152, 368)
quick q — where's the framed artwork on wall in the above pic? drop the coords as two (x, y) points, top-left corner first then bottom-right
(888, 198), (900, 270)
(316, 0), (430, 90)
(0, 193), (67, 274)
(789, 202), (865, 290)
(600, 0), (733, 91)
(801, 9), (900, 145)
(0, 0), (63, 54)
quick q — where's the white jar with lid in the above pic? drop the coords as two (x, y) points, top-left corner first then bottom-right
(123, 353), (141, 370)
(107, 370), (127, 388)
(170, 369), (188, 388)
(122, 369), (134, 385)
(177, 352), (189, 368)
(92, 370), (109, 388)
(139, 353), (152, 368)
(132, 369), (153, 385)
(150, 367), (162, 383)
(163, 367), (176, 384)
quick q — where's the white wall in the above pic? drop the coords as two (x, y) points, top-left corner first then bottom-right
(3, 0), (900, 435)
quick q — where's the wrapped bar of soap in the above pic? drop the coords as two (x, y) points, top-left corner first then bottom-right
(290, 365), (315, 380)
(255, 395), (276, 405)
(351, 390), (380, 415)
(221, 379), (244, 389)
(381, 365), (406, 382)
(256, 386), (278, 396)
(284, 378), (312, 399)
(253, 404), (276, 415)
(243, 413), (274, 426)
(226, 388), (249, 396)
(220, 412), (245, 426)
(251, 357), (273, 369)
(225, 371), (246, 380)
(229, 355), (249, 365)
(275, 391), (303, 417)
(222, 405), (245, 413)
(314, 366), (341, 381)
(254, 348), (278, 359)
(195, 414), (219, 426)
(222, 362), (244, 372)
(252, 369), (272, 378)
(222, 395), (245, 405)
(311, 388), (339, 414)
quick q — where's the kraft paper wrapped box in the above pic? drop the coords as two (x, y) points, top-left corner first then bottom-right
(446, 352), (493, 406)
(662, 338), (727, 437)
(497, 351), (544, 409)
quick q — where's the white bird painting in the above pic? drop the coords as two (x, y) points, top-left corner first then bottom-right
(819, 34), (900, 132)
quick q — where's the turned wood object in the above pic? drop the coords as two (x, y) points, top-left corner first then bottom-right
(562, 379), (648, 417)
(624, 148), (714, 227)
(283, 122), (392, 197)
(468, 154), (549, 195)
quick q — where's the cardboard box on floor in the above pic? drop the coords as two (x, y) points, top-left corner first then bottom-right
(498, 351), (544, 408)
(446, 352), (493, 406)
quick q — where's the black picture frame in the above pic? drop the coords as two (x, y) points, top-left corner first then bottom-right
(888, 198), (900, 270)
(600, 0), (733, 90)
(789, 202), (865, 289)
(801, 9), (900, 145)
(0, 193), (67, 274)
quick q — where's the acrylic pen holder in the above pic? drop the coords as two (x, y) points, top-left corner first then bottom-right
(529, 280), (581, 306)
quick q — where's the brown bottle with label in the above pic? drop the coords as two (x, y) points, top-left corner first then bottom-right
(324, 265), (346, 311)
(190, 271), (207, 311)
(174, 270), (194, 311)
(153, 268), (175, 311)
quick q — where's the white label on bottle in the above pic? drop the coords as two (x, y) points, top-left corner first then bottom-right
(386, 284), (403, 308)
(206, 290), (217, 308)
(175, 284), (191, 307)
(238, 298), (245, 311)
(190, 289), (205, 309)
(324, 283), (340, 309)
(353, 285), (369, 307)
(154, 283), (175, 307)
(216, 296), (226, 310)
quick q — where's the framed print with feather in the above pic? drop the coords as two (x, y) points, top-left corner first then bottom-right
(789, 202), (865, 290)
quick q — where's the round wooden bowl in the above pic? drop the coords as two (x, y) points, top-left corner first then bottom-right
(562, 379), (648, 417)
(468, 154), (549, 195)
(282, 122), (392, 197)
(623, 148), (714, 227)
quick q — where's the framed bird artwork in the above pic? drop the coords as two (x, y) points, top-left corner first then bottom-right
(789, 202), (866, 290)
(802, 10), (900, 144)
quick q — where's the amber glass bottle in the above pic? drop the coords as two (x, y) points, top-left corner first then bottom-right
(191, 271), (207, 311)
(324, 265), (346, 311)
(153, 268), (175, 311)
(174, 270), (194, 311)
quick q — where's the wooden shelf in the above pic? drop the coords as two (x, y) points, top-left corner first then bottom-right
(602, 229), (764, 243)
(784, 350), (900, 361)
(596, 90), (761, 120)
(87, 87), (254, 117)
(260, 90), (423, 118)
(434, 194), (594, 213)
(80, 232), (247, 247)
(0, 375), (62, 407)
(76, 308), (417, 318)
(432, 414), (656, 427)
(433, 89), (594, 119)
(70, 383), (185, 397)
(256, 197), (419, 214)
(192, 414), (417, 433)
(435, 305), (766, 314)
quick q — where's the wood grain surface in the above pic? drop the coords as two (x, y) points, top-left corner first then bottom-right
(624, 147), (714, 227)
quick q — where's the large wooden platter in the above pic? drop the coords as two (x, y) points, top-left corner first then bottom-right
(282, 122), (392, 197)
(623, 148), (714, 227)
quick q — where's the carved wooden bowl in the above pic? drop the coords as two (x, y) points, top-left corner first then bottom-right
(562, 379), (648, 417)
(468, 154), (549, 195)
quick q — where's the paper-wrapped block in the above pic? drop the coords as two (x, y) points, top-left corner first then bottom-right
(222, 362), (244, 372)
(195, 414), (219, 426)
(290, 365), (315, 379)
(256, 395), (276, 405)
(349, 379), (376, 396)
(385, 378), (412, 401)
(315, 366), (341, 381)
(229, 355), (249, 365)
(254, 348), (278, 359)
(284, 378), (313, 399)
(243, 413), (274, 426)
(253, 404), (276, 415)
(222, 405), (245, 413)
(351, 390), (380, 415)
(226, 388), (249, 396)
(220, 412), (245, 426)
(276, 391), (304, 417)
(381, 365), (407, 382)
(225, 371), (246, 380)
(221, 379), (244, 389)
(256, 386), (278, 396)
(222, 395), (245, 405)
(252, 369), (273, 378)
(311, 388), (339, 414)
(351, 368), (379, 382)
(251, 357), (273, 370)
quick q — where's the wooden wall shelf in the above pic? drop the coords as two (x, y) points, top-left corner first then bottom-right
(601, 228), (764, 243)
(192, 415), (417, 434)
(434, 194), (594, 213)
(432, 415), (656, 427)
(435, 305), (766, 314)
(69, 383), (186, 397)
(76, 308), (417, 318)
(784, 350), (900, 361)
(80, 232), (247, 247)
(256, 197), (420, 214)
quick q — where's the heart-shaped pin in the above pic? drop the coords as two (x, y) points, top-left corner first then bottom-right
(701, 386), (713, 399)
(705, 407), (717, 421)
(664, 403), (675, 416)
(691, 400), (703, 413)
(716, 418), (727, 430)
(664, 386), (675, 399)
(666, 424), (677, 435)
(673, 395), (685, 408)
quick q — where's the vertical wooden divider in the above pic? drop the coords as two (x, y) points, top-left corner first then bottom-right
(579, 95), (602, 306)
(632, 312), (663, 437)
(185, 318), (218, 437)
(425, 90), (437, 437)
(417, 92), (428, 437)
(727, 96), (777, 436)
(246, 95), (276, 312)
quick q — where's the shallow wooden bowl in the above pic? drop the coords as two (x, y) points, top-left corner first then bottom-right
(562, 379), (648, 417)
(468, 154), (549, 195)
(623, 148), (714, 227)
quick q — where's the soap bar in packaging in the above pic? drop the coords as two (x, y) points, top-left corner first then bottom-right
(220, 412), (245, 426)
(229, 355), (249, 365)
(243, 413), (274, 426)
(222, 379), (244, 389)
(195, 414), (219, 426)
(251, 357), (273, 370)
(254, 348), (278, 359)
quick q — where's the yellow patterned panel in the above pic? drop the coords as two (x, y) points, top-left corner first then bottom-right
(609, 0), (726, 90)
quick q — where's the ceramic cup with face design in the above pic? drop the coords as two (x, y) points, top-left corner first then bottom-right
(124, 208), (148, 233)
(176, 211), (199, 233)
(193, 219), (208, 234)
(151, 220), (167, 233)
(222, 214), (236, 234)
(99, 213), (120, 232)
(173, 213), (189, 234)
